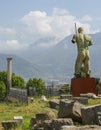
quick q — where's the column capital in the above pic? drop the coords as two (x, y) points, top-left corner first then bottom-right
(7, 57), (12, 60)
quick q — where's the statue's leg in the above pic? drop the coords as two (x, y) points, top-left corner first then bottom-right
(84, 50), (90, 77)
(75, 51), (85, 77)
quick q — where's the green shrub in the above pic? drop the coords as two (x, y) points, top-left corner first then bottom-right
(0, 81), (6, 101)
(58, 84), (70, 94)
(26, 78), (46, 96)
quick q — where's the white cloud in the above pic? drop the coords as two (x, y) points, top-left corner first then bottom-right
(21, 11), (52, 36)
(80, 15), (93, 22)
(21, 8), (97, 47)
(6, 40), (23, 49)
(21, 8), (76, 46)
(0, 8), (99, 51)
(53, 8), (70, 15)
(0, 27), (16, 35)
(0, 40), (28, 51)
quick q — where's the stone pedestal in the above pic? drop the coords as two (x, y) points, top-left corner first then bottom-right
(71, 78), (98, 97)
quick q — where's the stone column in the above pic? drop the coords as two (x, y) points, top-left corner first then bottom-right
(7, 57), (12, 94)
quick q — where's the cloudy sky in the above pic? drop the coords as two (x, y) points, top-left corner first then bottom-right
(0, 0), (101, 54)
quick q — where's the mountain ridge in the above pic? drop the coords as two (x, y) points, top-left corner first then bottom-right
(0, 32), (101, 81)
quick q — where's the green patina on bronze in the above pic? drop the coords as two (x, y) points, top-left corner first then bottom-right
(71, 27), (93, 78)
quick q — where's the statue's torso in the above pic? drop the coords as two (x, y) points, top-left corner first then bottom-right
(74, 33), (92, 52)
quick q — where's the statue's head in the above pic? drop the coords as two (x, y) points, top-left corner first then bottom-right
(78, 27), (83, 33)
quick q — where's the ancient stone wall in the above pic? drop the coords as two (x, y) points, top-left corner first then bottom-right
(9, 88), (28, 104)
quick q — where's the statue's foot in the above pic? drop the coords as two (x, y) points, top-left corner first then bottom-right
(74, 73), (81, 78)
(86, 74), (90, 78)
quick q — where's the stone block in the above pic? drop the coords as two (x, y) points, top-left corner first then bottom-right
(36, 112), (55, 126)
(2, 120), (18, 130)
(78, 125), (101, 130)
(73, 97), (88, 105)
(43, 120), (52, 130)
(58, 100), (84, 122)
(60, 125), (77, 130)
(81, 106), (96, 125)
(44, 118), (73, 130)
(80, 93), (100, 99)
(81, 104), (101, 125)
(94, 104), (101, 112)
(60, 95), (73, 99)
(71, 78), (98, 97)
(13, 116), (23, 123)
(94, 104), (101, 124)
(96, 112), (101, 125)
(49, 99), (59, 109)
(30, 117), (37, 127)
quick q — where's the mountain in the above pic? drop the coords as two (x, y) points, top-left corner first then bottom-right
(0, 32), (101, 82)
(0, 54), (42, 80)
(22, 32), (101, 81)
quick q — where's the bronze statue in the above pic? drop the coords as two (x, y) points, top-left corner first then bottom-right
(71, 27), (93, 78)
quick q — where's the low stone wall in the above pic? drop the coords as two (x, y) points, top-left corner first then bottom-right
(9, 88), (28, 104)
(28, 87), (36, 96)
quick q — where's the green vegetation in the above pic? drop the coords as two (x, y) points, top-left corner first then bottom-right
(0, 71), (46, 101)
(96, 78), (101, 94)
(0, 81), (6, 101)
(0, 97), (101, 129)
(58, 84), (70, 94)
(0, 70), (101, 129)
(0, 97), (57, 130)
(0, 71), (25, 89)
(0, 71), (26, 101)
(12, 73), (25, 89)
(26, 78), (46, 96)
(87, 98), (101, 106)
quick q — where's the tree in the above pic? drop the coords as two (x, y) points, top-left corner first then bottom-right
(0, 71), (25, 88)
(58, 84), (70, 94)
(0, 81), (6, 101)
(26, 78), (46, 96)
(96, 78), (101, 94)
(0, 71), (25, 100)
(12, 73), (25, 89)
(26, 78), (33, 87)
(0, 71), (7, 86)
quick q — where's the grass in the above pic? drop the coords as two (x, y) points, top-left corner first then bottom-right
(87, 98), (101, 106)
(0, 96), (101, 130)
(0, 97), (57, 130)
